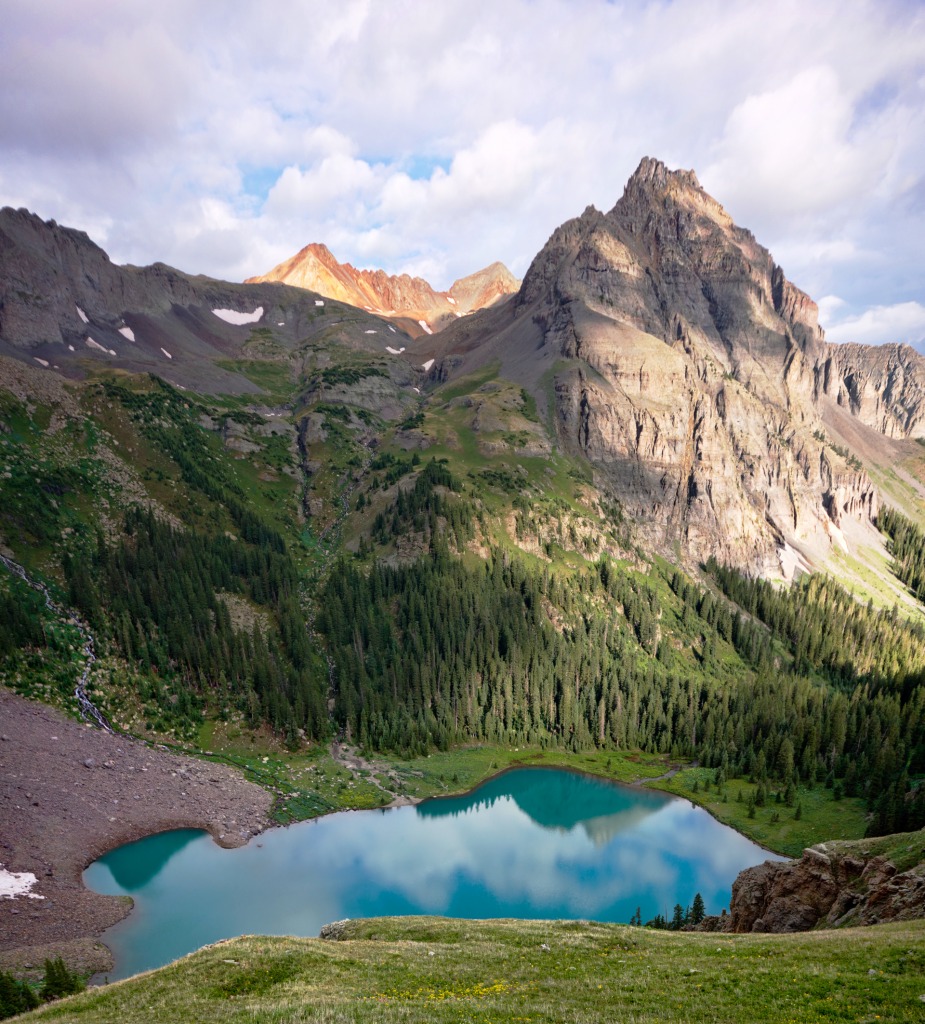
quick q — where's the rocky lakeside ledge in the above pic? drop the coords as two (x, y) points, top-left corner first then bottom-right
(0, 688), (271, 978)
(709, 834), (925, 933)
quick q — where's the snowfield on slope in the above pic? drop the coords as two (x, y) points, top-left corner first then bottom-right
(212, 306), (264, 325)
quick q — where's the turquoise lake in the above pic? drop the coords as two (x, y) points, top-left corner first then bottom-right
(84, 767), (780, 980)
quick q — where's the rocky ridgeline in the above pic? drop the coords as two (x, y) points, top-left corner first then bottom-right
(817, 342), (925, 439)
(0, 207), (422, 396)
(248, 242), (519, 335)
(4, 159), (925, 575)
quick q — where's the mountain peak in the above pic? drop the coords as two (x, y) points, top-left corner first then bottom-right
(248, 245), (519, 335)
(464, 157), (894, 573)
(626, 156), (702, 193)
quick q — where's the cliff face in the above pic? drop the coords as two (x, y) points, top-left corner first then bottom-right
(247, 243), (519, 335)
(725, 841), (925, 932)
(816, 342), (925, 439)
(491, 157), (896, 573)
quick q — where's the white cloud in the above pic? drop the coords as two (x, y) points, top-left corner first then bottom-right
(703, 66), (886, 222)
(0, 0), (923, 312)
(817, 294), (847, 325)
(265, 156), (379, 214)
(822, 300), (925, 346)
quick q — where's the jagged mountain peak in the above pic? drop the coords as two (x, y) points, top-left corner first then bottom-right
(625, 155), (701, 192)
(614, 156), (731, 230)
(248, 244), (519, 336)
(438, 158), (925, 578)
(520, 156), (823, 363)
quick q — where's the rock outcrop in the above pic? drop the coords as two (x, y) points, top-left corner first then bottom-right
(247, 242), (519, 335)
(725, 840), (925, 932)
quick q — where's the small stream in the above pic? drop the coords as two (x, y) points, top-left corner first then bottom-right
(0, 554), (112, 733)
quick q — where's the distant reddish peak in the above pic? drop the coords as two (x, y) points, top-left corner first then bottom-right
(247, 243), (519, 323)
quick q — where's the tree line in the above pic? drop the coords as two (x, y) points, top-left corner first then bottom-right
(878, 507), (925, 604)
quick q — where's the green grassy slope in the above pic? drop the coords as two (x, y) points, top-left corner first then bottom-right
(22, 917), (925, 1024)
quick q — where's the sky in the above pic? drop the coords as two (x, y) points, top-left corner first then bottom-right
(2, 0), (924, 346)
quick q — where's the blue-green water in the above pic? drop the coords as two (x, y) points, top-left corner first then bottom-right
(84, 767), (780, 979)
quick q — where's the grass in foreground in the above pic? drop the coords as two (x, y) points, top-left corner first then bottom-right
(22, 917), (925, 1024)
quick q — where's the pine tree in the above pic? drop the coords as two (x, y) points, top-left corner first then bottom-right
(0, 970), (39, 1019)
(40, 958), (83, 1000)
(670, 903), (686, 930)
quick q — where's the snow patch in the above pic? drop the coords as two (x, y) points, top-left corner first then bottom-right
(67, 344), (75, 352)
(418, 320), (433, 335)
(447, 296), (456, 305)
(778, 543), (811, 581)
(412, 386), (420, 394)
(388, 326), (396, 333)
(212, 306), (264, 325)
(315, 299), (325, 307)
(421, 359), (435, 372)
(33, 357), (49, 368)
(364, 330), (378, 334)
(825, 519), (850, 554)
(0, 867), (44, 900)
(118, 326), (135, 342)
(76, 305), (89, 323)
(386, 346), (406, 355)
(161, 348), (173, 359)
(86, 337), (115, 355)
(277, 322), (285, 326)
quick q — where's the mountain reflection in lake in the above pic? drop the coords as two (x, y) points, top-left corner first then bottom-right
(85, 767), (781, 980)
(417, 766), (663, 843)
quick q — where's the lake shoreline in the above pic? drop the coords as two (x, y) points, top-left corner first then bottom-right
(86, 764), (780, 981)
(0, 689), (272, 978)
(0, 689), (786, 980)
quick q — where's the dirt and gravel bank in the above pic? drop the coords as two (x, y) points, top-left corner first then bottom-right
(0, 688), (272, 975)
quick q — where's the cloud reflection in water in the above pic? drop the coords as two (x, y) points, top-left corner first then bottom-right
(85, 767), (781, 980)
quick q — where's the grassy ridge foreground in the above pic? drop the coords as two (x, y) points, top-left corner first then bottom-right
(22, 918), (925, 1024)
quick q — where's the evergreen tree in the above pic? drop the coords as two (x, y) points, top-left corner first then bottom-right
(0, 971), (39, 1020)
(40, 958), (84, 1000)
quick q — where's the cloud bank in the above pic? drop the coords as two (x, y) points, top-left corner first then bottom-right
(2, 0), (924, 343)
